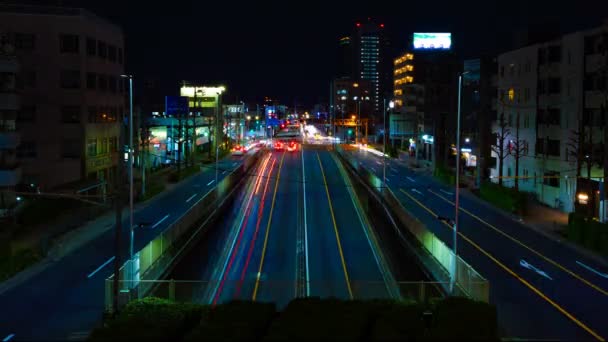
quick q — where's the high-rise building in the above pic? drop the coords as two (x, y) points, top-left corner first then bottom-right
(336, 36), (354, 79)
(0, 4), (125, 193)
(353, 19), (390, 119)
(492, 23), (608, 215)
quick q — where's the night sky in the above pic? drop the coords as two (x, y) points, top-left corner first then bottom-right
(33, 0), (608, 105)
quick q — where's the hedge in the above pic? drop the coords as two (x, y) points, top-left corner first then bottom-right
(89, 297), (207, 342)
(0, 248), (42, 282)
(90, 296), (498, 341)
(567, 212), (608, 256)
(185, 300), (276, 341)
(479, 181), (529, 215)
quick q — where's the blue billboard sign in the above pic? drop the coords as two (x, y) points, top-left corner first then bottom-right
(165, 96), (189, 116)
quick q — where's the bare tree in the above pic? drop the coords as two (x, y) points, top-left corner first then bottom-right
(511, 112), (527, 191)
(491, 112), (511, 186)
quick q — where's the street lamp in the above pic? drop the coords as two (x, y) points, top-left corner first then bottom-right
(385, 100), (395, 192)
(451, 70), (469, 294)
(120, 74), (134, 274)
(215, 87), (226, 185)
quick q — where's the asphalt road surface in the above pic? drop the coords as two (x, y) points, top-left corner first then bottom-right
(347, 147), (608, 341)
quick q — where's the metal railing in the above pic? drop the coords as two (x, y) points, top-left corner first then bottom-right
(335, 145), (489, 303)
(105, 279), (469, 311)
(105, 151), (263, 313)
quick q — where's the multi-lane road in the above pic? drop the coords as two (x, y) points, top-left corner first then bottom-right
(346, 147), (608, 341)
(0, 155), (251, 341)
(171, 147), (400, 307)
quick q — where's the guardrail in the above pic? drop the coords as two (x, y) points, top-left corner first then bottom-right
(335, 145), (489, 303)
(105, 150), (263, 313)
(105, 279), (448, 305)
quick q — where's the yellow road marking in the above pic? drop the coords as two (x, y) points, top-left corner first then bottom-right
(428, 189), (608, 297)
(318, 152), (354, 299)
(399, 188), (605, 342)
(252, 153), (285, 301)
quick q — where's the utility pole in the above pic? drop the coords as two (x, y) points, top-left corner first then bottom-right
(112, 120), (125, 314)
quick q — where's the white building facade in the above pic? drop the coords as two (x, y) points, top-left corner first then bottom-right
(492, 24), (608, 214)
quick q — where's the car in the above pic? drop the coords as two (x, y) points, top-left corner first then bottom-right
(273, 140), (285, 151)
(286, 140), (298, 152)
(232, 145), (247, 156)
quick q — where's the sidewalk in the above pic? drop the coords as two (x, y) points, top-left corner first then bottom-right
(0, 164), (198, 295)
(385, 153), (608, 266)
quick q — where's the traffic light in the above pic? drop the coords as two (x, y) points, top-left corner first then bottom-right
(348, 129), (353, 135)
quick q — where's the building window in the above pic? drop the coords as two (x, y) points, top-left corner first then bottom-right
(548, 78), (561, 94)
(86, 37), (96, 56)
(88, 106), (97, 123)
(60, 69), (81, 89)
(61, 139), (80, 158)
(524, 88), (530, 102)
(61, 105), (81, 123)
(97, 41), (107, 59)
(100, 138), (108, 154)
(87, 139), (97, 157)
(547, 139), (560, 157)
(548, 46), (561, 63)
(98, 74), (107, 91)
(500, 66), (504, 78)
(17, 106), (36, 122)
(14, 33), (36, 51)
(0, 72), (16, 92)
(59, 34), (79, 54)
(17, 141), (37, 158)
(110, 136), (118, 152)
(108, 45), (117, 62)
(547, 108), (560, 126)
(536, 138), (544, 155)
(86, 72), (97, 89)
(118, 48), (123, 64)
(108, 76), (117, 93)
(543, 171), (560, 188)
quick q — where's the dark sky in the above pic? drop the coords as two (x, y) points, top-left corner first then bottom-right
(37, 0), (608, 105)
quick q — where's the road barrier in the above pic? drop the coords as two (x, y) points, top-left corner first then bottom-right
(105, 150), (264, 313)
(335, 145), (489, 303)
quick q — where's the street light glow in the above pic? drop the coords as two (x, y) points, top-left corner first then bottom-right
(389, 101), (395, 109)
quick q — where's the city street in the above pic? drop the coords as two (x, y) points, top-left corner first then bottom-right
(0, 154), (252, 341)
(171, 147), (399, 308)
(347, 147), (608, 340)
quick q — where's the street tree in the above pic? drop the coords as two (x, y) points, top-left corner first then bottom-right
(491, 112), (511, 186)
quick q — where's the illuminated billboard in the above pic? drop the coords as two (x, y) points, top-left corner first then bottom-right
(413, 33), (451, 50)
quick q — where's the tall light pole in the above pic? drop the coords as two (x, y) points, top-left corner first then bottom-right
(385, 100), (394, 192)
(451, 71), (467, 294)
(215, 87), (226, 185)
(354, 96), (360, 145)
(120, 74), (134, 271)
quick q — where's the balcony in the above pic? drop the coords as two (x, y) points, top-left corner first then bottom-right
(0, 164), (21, 187)
(0, 131), (20, 149)
(0, 93), (19, 110)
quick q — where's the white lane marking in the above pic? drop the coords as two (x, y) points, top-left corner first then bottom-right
(207, 180), (215, 186)
(440, 189), (454, 195)
(87, 256), (115, 279)
(151, 214), (170, 229)
(520, 259), (553, 280)
(222, 170), (227, 175)
(186, 194), (197, 203)
(2, 334), (15, 342)
(371, 167), (377, 173)
(301, 147), (310, 296)
(375, 160), (382, 165)
(232, 162), (238, 166)
(406, 176), (416, 183)
(576, 261), (608, 279)
(385, 178), (390, 183)
(411, 188), (423, 196)
(390, 167), (398, 173)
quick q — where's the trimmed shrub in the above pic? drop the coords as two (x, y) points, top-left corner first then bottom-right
(479, 181), (529, 215)
(433, 164), (455, 185)
(430, 296), (498, 341)
(264, 298), (370, 341)
(186, 300), (276, 342)
(567, 212), (608, 256)
(89, 297), (207, 342)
